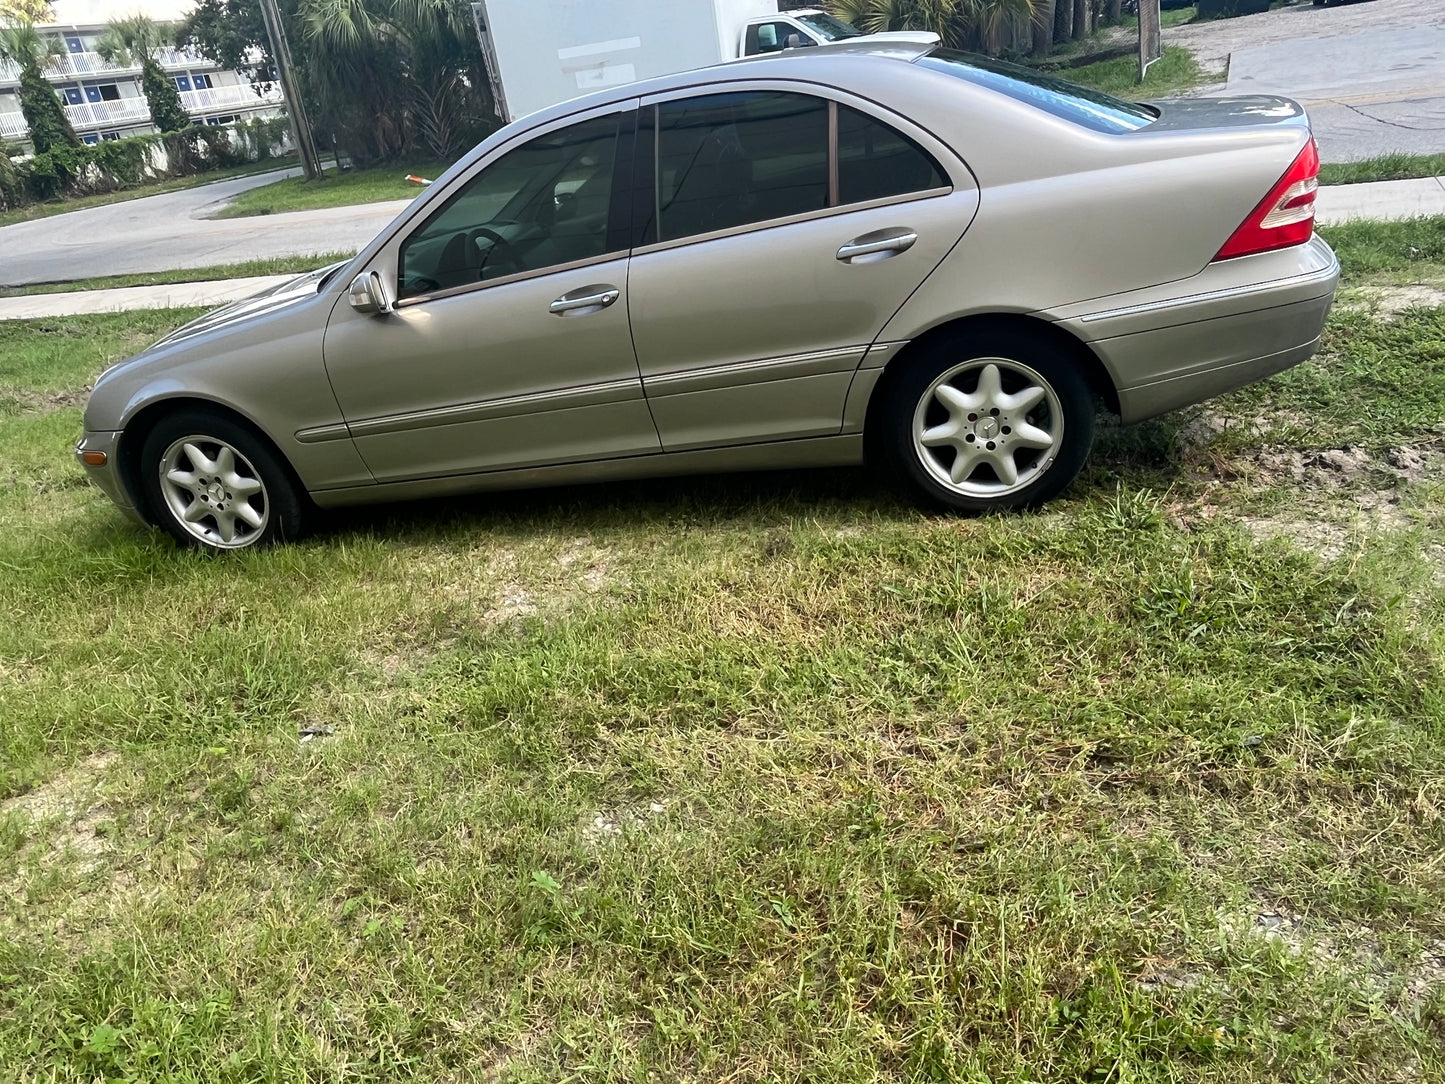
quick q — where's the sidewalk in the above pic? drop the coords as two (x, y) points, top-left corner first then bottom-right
(4, 176), (1443, 321)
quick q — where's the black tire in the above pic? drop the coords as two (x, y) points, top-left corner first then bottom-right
(139, 410), (305, 553)
(874, 328), (1096, 513)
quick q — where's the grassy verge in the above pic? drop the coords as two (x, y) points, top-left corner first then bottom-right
(0, 157), (299, 229)
(1065, 44), (1214, 98)
(1, 224), (1443, 1081)
(0, 253), (359, 298)
(212, 160), (455, 219)
(1319, 153), (1445, 187)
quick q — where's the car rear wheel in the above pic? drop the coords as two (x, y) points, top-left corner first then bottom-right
(877, 330), (1095, 513)
(140, 411), (304, 553)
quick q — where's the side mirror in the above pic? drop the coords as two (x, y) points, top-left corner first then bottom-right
(348, 270), (395, 315)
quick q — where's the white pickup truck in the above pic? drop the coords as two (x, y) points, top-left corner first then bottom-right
(471, 1), (939, 122)
(738, 8), (938, 56)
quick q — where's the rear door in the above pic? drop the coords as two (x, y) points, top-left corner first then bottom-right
(626, 84), (979, 452)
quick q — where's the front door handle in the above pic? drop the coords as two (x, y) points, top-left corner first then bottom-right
(837, 229), (918, 264)
(549, 285), (621, 316)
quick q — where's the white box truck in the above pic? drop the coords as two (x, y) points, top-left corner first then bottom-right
(472, 0), (778, 123)
(469, 1), (938, 122)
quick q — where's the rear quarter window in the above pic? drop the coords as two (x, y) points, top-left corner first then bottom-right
(916, 49), (1157, 135)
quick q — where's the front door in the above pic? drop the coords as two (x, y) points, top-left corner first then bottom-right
(322, 106), (660, 484)
(626, 88), (979, 452)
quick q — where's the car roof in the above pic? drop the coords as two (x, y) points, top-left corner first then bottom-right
(513, 41), (936, 133)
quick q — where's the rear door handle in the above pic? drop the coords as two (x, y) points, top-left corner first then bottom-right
(837, 229), (918, 264)
(549, 285), (620, 316)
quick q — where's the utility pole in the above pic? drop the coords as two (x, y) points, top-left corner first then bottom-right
(258, 0), (323, 181)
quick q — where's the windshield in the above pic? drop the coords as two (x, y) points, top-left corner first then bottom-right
(796, 12), (864, 41)
(916, 48), (1157, 134)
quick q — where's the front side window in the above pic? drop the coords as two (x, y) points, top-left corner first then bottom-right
(398, 112), (620, 299)
(656, 91), (828, 242)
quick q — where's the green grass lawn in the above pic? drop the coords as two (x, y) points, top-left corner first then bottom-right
(1, 222), (1444, 1081)
(0, 253), (360, 298)
(212, 160), (456, 219)
(1319, 153), (1445, 187)
(0, 156), (300, 230)
(1065, 45), (1215, 98)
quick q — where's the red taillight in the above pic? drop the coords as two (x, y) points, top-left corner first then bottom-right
(1213, 137), (1320, 261)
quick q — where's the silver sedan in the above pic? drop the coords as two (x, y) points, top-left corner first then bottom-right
(78, 42), (1338, 552)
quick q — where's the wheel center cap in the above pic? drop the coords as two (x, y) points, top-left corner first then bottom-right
(976, 417), (1000, 439)
(206, 482), (226, 503)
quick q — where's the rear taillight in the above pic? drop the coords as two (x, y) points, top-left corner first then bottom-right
(1213, 137), (1320, 261)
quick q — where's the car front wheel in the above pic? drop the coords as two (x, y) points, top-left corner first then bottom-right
(876, 330), (1096, 513)
(139, 411), (304, 553)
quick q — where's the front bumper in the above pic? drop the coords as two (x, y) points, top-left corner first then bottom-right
(75, 431), (146, 526)
(1050, 236), (1340, 423)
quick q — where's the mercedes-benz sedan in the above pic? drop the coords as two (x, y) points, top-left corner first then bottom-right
(78, 43), (1338, 552)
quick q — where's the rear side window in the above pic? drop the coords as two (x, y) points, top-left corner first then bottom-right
(837, 105), (946, 204)
(917, 48), (1156, 134)
(657, 91), (828, 242)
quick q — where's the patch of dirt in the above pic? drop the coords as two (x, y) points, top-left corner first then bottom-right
(1350, 284), (1445, 319)
(1219, 903), (1445, 1016)
(556, 536), (612, 594)
(1, 752), (119, 897)
(0, 385), (91, 416)
(580, 799), (668, 846)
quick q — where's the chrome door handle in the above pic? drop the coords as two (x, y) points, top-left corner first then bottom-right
(549, 285), (620, 316)
(837, 229), (918, 264)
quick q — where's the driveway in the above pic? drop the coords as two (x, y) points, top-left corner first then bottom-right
(1168, 0), (1445, 162)
(0, 168), (412, 286)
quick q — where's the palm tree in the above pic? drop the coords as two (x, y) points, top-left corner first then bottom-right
(299, 0), (490, 161)
(0, 21), (77, 152)
(95, 15), (191, 133)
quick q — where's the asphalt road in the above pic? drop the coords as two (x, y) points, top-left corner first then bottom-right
(1170, 0), (1445, 163)
(0, 168), (413, 286)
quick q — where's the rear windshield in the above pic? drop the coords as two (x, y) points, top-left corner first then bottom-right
(916, 48), (1157, 134)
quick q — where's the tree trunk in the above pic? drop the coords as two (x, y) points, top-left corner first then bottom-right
(1033, 0), (1056, 55)
(1071, 0), (1088, 40)
(1107, 0), (1123, 24)
(1054, 0), (1073, 44)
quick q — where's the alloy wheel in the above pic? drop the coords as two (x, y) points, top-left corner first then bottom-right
(157, 435), (270, 549)
(911, 358), (1063, 498)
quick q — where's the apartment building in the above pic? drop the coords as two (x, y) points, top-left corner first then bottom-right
(0, 0), (282, 148)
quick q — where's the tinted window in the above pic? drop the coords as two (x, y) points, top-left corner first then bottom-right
(398, 113), (619, 299)
(837, 105), (947, 204)
(656, 92), (827, 242)
(916, 49), (1157, 134)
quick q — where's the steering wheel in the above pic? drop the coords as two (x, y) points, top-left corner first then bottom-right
(469, 226), (525, 281)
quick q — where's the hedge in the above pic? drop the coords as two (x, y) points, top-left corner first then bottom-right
(0, 116), (289, 212)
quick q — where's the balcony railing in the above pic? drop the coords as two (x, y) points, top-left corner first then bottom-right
(0, 46), (214, 85)
(64, 97), (152, 130)
(0, 110), (27, 140)
(180, 83), (284, 113)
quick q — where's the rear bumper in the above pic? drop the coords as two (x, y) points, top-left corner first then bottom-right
(1049, 236), (1339, 423)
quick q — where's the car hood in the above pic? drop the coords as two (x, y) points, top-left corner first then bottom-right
(148, 260), (351, 351)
